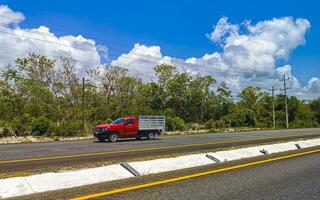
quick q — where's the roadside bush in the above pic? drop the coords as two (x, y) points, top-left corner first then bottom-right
(205, 119), (215, 129)
(12, 114), (32, 136)
(59, 121), (82, 137)
(31, 116), (53, 136)
(221, 115), (234, 127)
(0, 127), (12, 137)
(255, 118), (272, 128)
(95, 118), (113, 124)
(166, 116), (185, 131)
(221, 109), (256, 127)
(187, 123), (201, 131)
(291, 119), (319, 128)
(205, 119), (227, 129)
(214, 120), (226, 129)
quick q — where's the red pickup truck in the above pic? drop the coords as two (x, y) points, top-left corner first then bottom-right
(94, 116), (165, 142)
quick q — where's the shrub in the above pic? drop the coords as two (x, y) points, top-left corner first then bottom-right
(59, 121), (82, 137)
(166, 116), (185, 131)
(221, 115), (234, 127)
(31, 116), (53, 136)
(0, 127), (12, 137)
(187, 123), (200, 131)
(205, 119), (215, 129)
(221, 109), (256, 127)
(291, 119), (319, 128)
(0, 120), (13, 137)
(12, 114), (32, 136)
(214, 120), (226, 129)
(96, 118), (113, 124)
(205, 119), (227, 129)
(237, 109), (257, 127)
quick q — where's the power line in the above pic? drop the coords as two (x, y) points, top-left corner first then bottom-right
(0, 17), (173, 60)
(0, 29), (100, 53)
(0, 27), (194, 65)
(0, 46), (275, 80)
(0, 14), (137, 50)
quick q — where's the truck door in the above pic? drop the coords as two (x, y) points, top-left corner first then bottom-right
(124, 119), (137, 137)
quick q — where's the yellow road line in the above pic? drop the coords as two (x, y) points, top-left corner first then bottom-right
(70, 148), (320, 200)
(0, 133), (318, 164)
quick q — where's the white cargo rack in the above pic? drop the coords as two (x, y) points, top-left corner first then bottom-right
(138, 116), (165, 131)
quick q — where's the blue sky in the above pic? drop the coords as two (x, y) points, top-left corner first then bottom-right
(0, 0), (319, 98)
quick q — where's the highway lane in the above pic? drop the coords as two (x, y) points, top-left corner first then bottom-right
(1, 128), (320, 174)
(93, 148), (320, 200)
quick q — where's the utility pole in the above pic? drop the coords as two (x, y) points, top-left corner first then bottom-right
(82, 77), (85, 135)
(269, 86), (277, 129)
(280, 74), (290, 129)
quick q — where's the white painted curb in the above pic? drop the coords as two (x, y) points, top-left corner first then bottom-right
(128, 153), (214, 176)
(1, 138), (319, 199)
(206, 146), (262, 162)
(0, 164), (134, 198)
(298, 138), (320, 148)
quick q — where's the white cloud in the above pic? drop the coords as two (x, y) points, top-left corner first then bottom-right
(0, 5), (104, 76)
(112, 17), (319, 99)
(0, 5), (24, 26)
(111, 43), (176, 80)
(206, 17), (239, 44)
(304, 77), (320, 93)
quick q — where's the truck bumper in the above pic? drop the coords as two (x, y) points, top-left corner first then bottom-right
(94, 130), (110, 139)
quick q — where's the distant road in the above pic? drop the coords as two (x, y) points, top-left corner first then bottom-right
(1, 128), (320, 174)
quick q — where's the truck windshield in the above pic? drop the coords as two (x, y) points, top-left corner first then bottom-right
(111, 118), (125, 124)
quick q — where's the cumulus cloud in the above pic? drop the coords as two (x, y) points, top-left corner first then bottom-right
(0, 5), (24, 26)
(206, 17), (239, 44)
(111, 43), (177, 80)
(112, 17), (319, 99)
(0, 5), (105, 76)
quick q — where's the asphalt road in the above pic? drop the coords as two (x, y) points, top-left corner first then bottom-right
(15, 147), (320, 200)
(101, 149), (320, 200)
(1, 128), (320, 174)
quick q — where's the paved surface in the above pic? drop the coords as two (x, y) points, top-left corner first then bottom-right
(15, 147), (320, 200)
(103, 150), (320, 200)
(1, 128), (320, 174)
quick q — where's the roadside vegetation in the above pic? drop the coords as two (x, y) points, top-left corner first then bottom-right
(0, 54), (319, 138)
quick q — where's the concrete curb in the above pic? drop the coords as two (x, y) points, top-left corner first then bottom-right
(128, 153), (215, 176)
(1, 138), (320, 198)
(0, 164), (134, 198)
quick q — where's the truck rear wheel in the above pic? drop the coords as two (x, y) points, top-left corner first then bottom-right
(109, 132), (119, 142)
(147, 132), (155, 140)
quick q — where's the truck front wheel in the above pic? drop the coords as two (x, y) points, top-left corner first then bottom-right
(147, 132), (155, 140)
(109, 132), (119, 142)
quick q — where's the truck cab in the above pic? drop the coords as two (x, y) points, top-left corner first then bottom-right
(94, 116), (165, 142)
